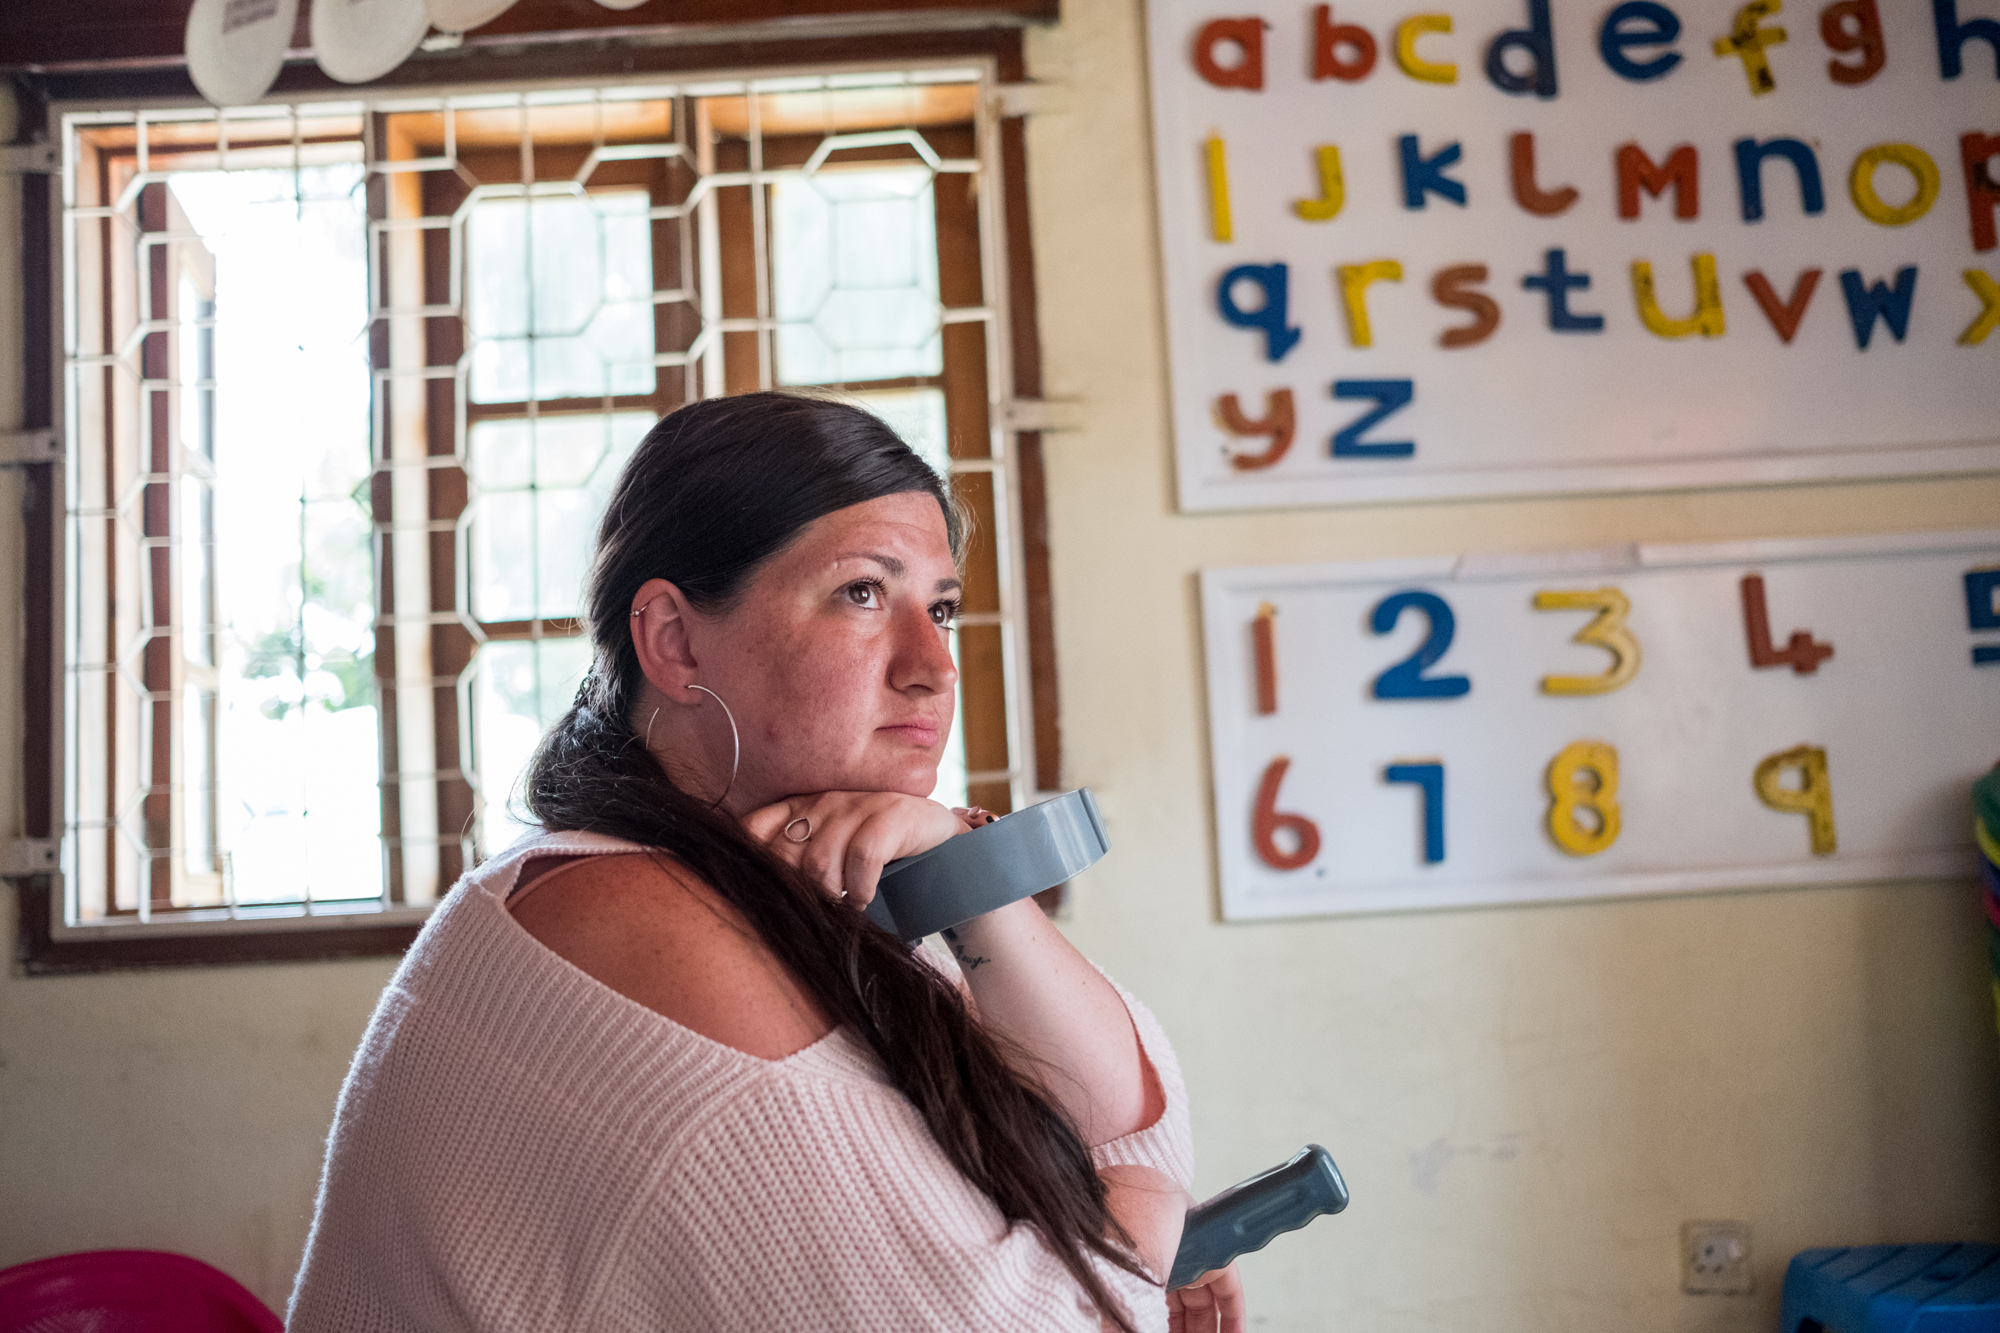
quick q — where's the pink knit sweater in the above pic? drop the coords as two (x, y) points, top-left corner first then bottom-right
(288, 831), (1193, 1331)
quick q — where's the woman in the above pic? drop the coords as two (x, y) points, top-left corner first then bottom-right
(289, 393), (1243, 1332)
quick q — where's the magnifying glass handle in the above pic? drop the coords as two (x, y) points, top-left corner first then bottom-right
(1167, 1144), (1350, 1289)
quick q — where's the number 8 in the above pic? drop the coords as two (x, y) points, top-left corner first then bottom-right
(1546, 739), (1621, 856)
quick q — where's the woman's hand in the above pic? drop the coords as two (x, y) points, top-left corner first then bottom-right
(1168, 1263), (1245, 1333)
(744, 792), (967, 906)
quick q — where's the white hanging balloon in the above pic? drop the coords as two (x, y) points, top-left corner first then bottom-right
(592, 0), (650, 11)
(424, 0), (519, 33)
(312, 0), (429, 84)
(185, 0), (301, 107)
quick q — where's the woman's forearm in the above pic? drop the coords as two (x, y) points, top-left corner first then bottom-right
(942, 898), (1155, 1146)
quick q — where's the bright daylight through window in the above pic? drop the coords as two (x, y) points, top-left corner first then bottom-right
(55, 71), (1027, 940)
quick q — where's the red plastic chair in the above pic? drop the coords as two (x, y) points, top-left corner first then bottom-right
(0, 1250), (281, 1333)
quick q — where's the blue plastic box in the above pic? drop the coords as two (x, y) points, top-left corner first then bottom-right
(1782, 1245), (2000, 1332)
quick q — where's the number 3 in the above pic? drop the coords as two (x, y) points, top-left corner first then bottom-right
(1534, 587), (1640, 695)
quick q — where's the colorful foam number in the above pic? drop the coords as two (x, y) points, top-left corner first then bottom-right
(1966, 568), (2000, 666)
(1384, 761), (1445, 863)
(1740, 574), (1834, 674)
(1370, 590), (1471, 698)
(1753, 744), (1837, 855)
(1252, 601), (1279, 714)
(1546, 739), (1622, 856)
(1533, 588), (1641, 695)
(1253, 756), (1322, 870)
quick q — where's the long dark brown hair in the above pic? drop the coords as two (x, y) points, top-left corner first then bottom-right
(523, 391), (1149, 1328)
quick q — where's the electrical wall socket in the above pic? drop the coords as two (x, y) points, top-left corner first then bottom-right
(1682, 1220), (1754, 1294)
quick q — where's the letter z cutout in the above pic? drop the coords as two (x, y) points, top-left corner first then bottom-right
(1332, 378), (1416, 456)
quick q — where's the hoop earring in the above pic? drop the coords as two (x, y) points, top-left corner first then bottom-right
(645, 708), (660, 748)
(684, 684), (740, 807)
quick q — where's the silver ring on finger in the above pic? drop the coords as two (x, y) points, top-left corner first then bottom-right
(783, 816), (812, 844)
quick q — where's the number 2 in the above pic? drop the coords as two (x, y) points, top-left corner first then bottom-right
(1370, 590), (1471, 699)
(1534, 587), (1640, 695)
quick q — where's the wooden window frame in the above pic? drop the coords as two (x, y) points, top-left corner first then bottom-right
(10, 24), (1061, 973)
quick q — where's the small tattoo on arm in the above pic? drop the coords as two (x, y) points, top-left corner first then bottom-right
(941, 928), (990, 971)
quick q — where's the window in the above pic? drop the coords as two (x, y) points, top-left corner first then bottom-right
(26, 59), (1057, 965)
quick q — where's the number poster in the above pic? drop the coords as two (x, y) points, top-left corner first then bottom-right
(1145, 0), (2000, 510)
(1201, 530), (2000, 919)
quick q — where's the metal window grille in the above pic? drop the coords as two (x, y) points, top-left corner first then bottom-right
(51, 63), (1035, 936)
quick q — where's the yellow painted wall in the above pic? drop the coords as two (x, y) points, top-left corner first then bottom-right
(4, 4), (2000, 1323)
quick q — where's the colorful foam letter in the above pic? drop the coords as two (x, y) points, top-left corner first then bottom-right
(1735, 137), (1826, 221)
(1961, 269), (2000, 345)
(1338, 260), (1405, 346)
(1432, 264), (1502, 347)
(1743, 268), (1821, 342)
(1961, 133), (2000, 251)
(1820, 0), (1885, 83)
(1252, 602), (1279, 713)
(1400, 135), (1467, 208)
(1753, 744), (1836, 855)
(1632, 253), (1725, 338)
(1534, 588), (1642, 694)
(1714, 0), (1788, 95)
(1193, 17), (1267, 89)
(1617, 143), (1699, 219)
(1294, 146), (1346, 221)
(1218, 265), (1303, 361)
(1600, 0), (1684, 79)
(1313, 4), (1378, 79)
(1850, 143), (1941, 226)
(1838, 266), (1917, 348)
(1396, 13), (1458, 81)
(1740, 573), (1834, 673)
(1206, 136), (1234, 241)
(1253, 756), (1321, 870)
(1933, 0), (2000, 78)
(1217, 388), (1298, 470)
(1486, 0), (1559, 97)
(1384, 762), (1446, 863)
(1545, 739), (1621, 856)
(1333, 380), (1417, 457)
(1523, 248), (1605, 331)
(1511, 133), (1579, 215)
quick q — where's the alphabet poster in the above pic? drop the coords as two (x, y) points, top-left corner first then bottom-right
(1145, 0), (2000, 510)
(1201, 529), (2000, 919)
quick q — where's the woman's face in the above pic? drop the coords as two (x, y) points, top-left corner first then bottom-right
(688, 490), (961, 807)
